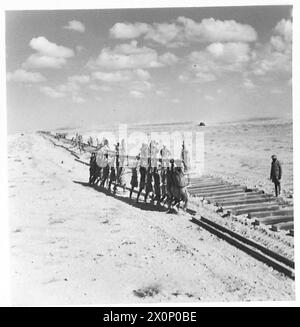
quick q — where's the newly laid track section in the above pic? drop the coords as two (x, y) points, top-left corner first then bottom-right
(42, 133), (295, 279)
(187, 177), (294, 236)
(47, 134), (294, 236)
(47, 134), (294, 235)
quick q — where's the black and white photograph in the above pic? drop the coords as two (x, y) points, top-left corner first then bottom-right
(1, 0), (298, 306)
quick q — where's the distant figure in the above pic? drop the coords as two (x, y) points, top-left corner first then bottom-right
(153, 166), (161, 206)
(144, 167), (153, 203)
(136, 166), (146, 203)
(89, 152), (96, 184)
(270, 154), (282, 197)
(129, 156), (140, 199)
(100, 154), (110, 187)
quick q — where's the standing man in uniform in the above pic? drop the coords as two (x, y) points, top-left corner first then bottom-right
(89, 152), (96, 185)
(270, 154), (282, 197)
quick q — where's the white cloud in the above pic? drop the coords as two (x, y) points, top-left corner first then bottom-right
(63, 20), (85, 33)
(23, 54), (67, 69)
(177, 17), (257, 43)
(205, 42), (251, 63)
(39, 86), (65, 98)
(39, 76), (87, 101)
(274, 19), (292, 42)
(110, 22), (149, 39)
(92, 69), (151, 83)
(270, 35), (286, 52)
(130, 90), (144, 98)
(95, 96), (102, 102)
(7, 69), (46, 83)
(89, 84), (101, 90)
(129, 80), (152, 92)
(89, 41), (177, 70)
(110, 17), (257, 47)
(243, 78), (255, 89)
(57, 82), (80, 93)
(171, 98), (180, 103)
(145, 23), (184, 47)
(23, 36), (74, 69)
(250, 19), (292, 78)
(89, 84), (112, 92)
(90, 41), (160, 69)
(155, 89), (166, 96)
(179, 71), (216, 83)
(158, 52), (179, 65)
(92, 71), (132, 82)
(30, 36), (74, 58)
(181, 42), (252, 83)
(68, 75), (90, 84)
(72, 95), (86, 103)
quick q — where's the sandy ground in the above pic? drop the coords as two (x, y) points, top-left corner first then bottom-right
(8, 133), (294, 305)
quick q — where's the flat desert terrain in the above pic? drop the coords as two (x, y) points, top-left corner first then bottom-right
(8, 131), (294, 305)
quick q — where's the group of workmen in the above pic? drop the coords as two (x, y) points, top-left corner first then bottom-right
(88, 139), (190, 212)
(68, 133), (283, 202)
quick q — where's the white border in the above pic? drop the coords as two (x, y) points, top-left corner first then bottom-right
(0, 0), (298, 307)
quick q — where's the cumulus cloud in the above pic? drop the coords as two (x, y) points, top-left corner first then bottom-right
(250, 19), (292, 78)
(155, 89), (167, 97)
(177, 17), (257, 43)
(39, 86), (65, 98)
(57, 81), (80, 93)
(72, 95), (86, 103)
(130, 90), (144, 98)
(110, 22), (149, 39)
(7, 69), (46, 83)
(110, 17), (257, 47)
(63, 20), (85, 33)
(158, 52), (179, 65)
(92, 69), (151, 83)
(243, 78), (255, 89)
(129, 80), (152, 92)
(180, 42), (253, 83)
(23, 36), (74, 69)
(68, 75), (90, 84)
(274, 19), (292, 42)
(39, 73), (88, 102)
(145, 22), (184, 47)
(89, 40), (178, 70)
(23, 55), (67, 69)
(206, 42), (251, 63)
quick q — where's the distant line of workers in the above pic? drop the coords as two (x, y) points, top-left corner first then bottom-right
(64, 133), (283, 199)
(88, 139), (190, 212)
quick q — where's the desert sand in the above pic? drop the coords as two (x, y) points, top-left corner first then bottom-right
(8, 132), (294, 305)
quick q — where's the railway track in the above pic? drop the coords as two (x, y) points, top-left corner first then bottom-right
(41, 132), (295, 279)
(187, 176), (294, 236)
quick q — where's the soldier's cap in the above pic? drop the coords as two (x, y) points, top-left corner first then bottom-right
(271, 154), (277, 159)
(170, 159), (174, 163)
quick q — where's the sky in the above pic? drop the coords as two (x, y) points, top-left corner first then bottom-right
(6, 5), (292, 133)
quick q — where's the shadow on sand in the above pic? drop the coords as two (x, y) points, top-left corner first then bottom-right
(73, 180), (170, 213)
